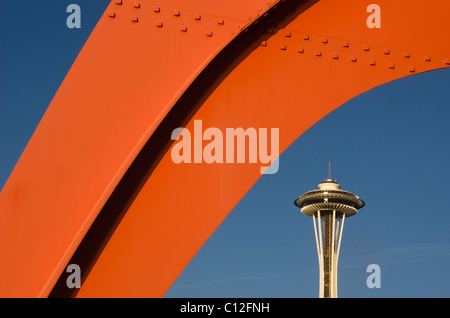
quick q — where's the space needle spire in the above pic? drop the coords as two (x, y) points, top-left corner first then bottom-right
(328, 160), (331, 180)
(294, 163), (365, 298)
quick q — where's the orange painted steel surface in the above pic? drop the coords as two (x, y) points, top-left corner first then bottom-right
(1, 0), (450, 297)
(0, 0), (278, 297)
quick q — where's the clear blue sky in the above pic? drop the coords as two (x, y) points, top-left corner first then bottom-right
(2, 1), (450, 298)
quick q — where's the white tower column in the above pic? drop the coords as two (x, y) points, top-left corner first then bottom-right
(312, 210), (346, 298)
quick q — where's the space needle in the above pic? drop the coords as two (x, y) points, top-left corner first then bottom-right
(294, 162), (365, 298)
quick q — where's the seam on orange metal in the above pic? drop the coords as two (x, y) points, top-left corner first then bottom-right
(49, 0), (318, 298)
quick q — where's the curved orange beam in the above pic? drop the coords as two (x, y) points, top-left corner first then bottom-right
(0, 0), (279, 297)
(0, 0), (449, 298)
(78, 0), (450, 297)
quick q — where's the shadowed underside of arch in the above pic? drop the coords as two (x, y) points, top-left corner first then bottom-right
(0, 0), (449, 297)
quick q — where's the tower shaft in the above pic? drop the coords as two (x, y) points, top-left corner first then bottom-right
(323, 212), (332, 298)
(313, 210), (345, 298)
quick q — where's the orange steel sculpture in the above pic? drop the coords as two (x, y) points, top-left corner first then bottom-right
(1, 0), (449, 297)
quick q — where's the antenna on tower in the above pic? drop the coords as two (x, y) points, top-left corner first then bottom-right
(328, 160), (331, 180)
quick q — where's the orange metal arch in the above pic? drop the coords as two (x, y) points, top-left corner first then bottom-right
(0, 0), (449, 297)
